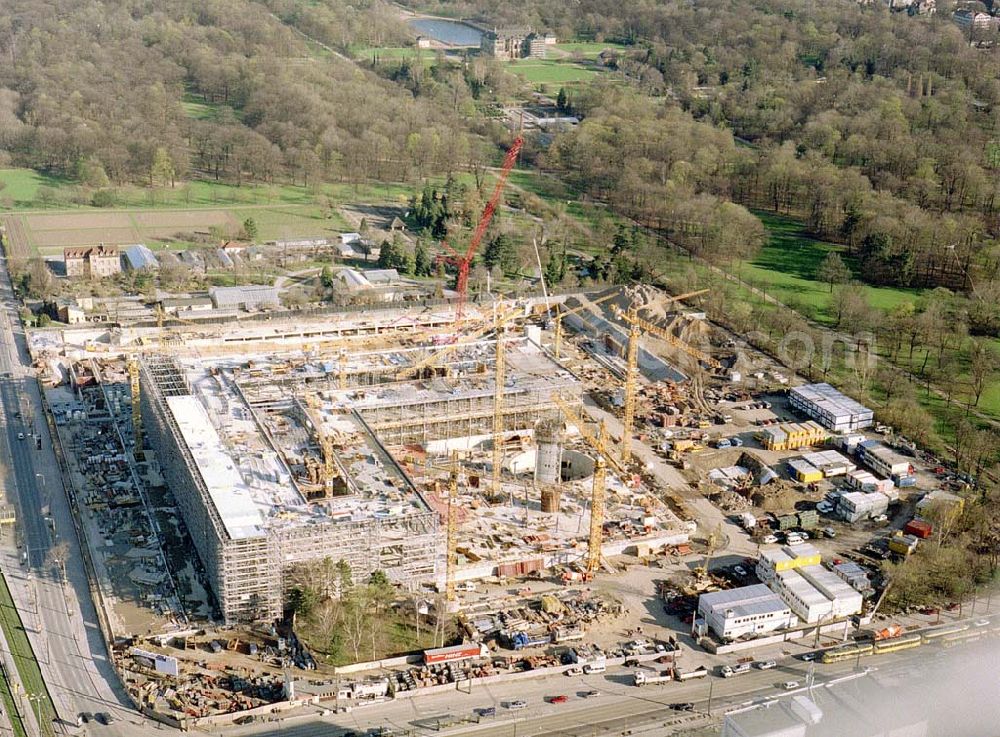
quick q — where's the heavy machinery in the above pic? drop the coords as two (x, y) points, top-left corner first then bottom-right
(611, 289), (712, 464)
(551, 291), (619, 359)
(551, 395), (625, 578)
(439, 136), (523, 323)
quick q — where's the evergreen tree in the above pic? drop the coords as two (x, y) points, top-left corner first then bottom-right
(556, 87), (568, 112)
(414, 239), (432, 277)
(611, 224), (630, 255)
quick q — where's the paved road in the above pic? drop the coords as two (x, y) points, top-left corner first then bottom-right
(231, 641), (954, 737)
(0, 254), (146, 736)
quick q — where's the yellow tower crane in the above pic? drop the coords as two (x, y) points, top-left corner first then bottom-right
(552, 291), (620, 359)
(610, 289), (712, 464)
(305, 394), (336, 497)
(127, 355), (142, 460)
(551, 395), (625, 577)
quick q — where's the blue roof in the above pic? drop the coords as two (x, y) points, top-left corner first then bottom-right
(124, 244), (158, 270)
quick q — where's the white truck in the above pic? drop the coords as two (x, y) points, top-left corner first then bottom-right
(719, 662), (752, 678)
(633, 669), (673, 687)
(583, 655), (607, 675)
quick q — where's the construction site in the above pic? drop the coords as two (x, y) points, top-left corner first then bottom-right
(25, 281), (744, 722)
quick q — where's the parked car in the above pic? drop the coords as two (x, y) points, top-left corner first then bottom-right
(872, 514), (888, 523)
(581, 690), (601, 699)
(755, 660), (777, 670)
(506, 700), (528, 710)
(478, 707), (496, 718)
(548, 695), (569, 704)
(762, 534), (779, 544)
(670, 703), (695, 712)
(822, 527), (837, 538)
(781, 681), (800, 690)
(95, 713), (112, 725)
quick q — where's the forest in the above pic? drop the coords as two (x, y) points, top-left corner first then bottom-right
(0, 0), (481, 190)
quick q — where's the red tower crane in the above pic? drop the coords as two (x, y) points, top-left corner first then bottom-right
(442, 136), (523, 322)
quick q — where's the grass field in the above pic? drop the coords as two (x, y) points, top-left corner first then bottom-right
(0, 572), (55, 737)
(508, 58), (604, 85)
(737, 212), (923, 324)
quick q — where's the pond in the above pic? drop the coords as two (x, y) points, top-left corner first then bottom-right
(409, 18), (483, 46)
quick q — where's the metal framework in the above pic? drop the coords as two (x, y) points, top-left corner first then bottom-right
(611, 289), (713, 463)
(551, 395), (622, 577)
(127, 355), (142, 459)
(553, 292), (619, 359)
(492, 309), (506, 497)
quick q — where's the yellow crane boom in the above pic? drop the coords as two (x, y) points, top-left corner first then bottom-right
(611, 289), (713, 463)
(128, 355), (142, 460)
(551, 395), (624, 576)
(395, 305), (523, 380)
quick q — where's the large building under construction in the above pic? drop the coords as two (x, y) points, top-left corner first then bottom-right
(135, 301), (690, 624)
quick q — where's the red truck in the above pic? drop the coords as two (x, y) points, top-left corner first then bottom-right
(424, 643), (487, 664)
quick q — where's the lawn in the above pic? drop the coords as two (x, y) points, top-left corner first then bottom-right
(0, 169), (75, 208)
(737, 212), (923, 324)
(507, 58), (604, 85)
(181, 92), (223, 122)
(553, 41), (628, 57)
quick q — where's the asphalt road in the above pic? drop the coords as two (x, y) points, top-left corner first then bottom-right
(0, 254), (145, 736)
(226, 642), (953, 737)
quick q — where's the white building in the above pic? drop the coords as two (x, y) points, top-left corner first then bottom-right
(796, 565), (863, 619)
(801, 450), (855, 477)
(789, 383), (873, 432)
(772, 568), (834, 623)
(856, 441), (912, 478)
(836, 491), (889, 523)
(756, 544), (822, 585)
(208, 285), (280, 311)
(697, 585), (796, 641)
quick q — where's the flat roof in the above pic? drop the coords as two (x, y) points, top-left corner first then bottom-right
(166, 395), (266, 540)
(700, 584), (789, 619)
(791, 383), (872, 419)
(777, 569), (829, 608)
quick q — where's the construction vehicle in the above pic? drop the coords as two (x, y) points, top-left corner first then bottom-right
(439, 136), (523, 322)
(632, 669), (674, 687)
(610, 289), (712, 464)
(719, 662), (752, 678)
(873, 624), (904, 641)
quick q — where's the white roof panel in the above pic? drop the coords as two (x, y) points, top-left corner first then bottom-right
(166, 395), (266, 540)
